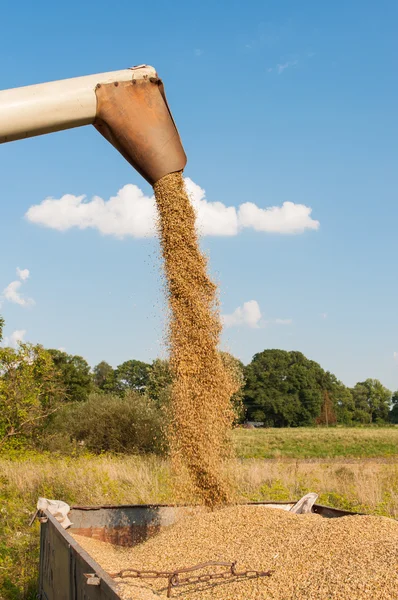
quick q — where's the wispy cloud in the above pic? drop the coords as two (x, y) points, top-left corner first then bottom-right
(194, 49), (203, 57)
(267, 59), (298, 74)
(393, 352), (398, 363)
(274, 318), (293, 325)
(1, 268), (34, 308)
(26, 178), (319, 239)
(3, 281), (29, 306)
(277, 60), (298, 74)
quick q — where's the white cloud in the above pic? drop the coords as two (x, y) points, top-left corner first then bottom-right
(222, 300), (293, 329)
(238, 201), (319, 234)
(16, 267), (30, 281)
(26, 185), (157, 239)
(3, 281), (34, 307)
(25, 178), (319, 239)
(3, 281), (25, 305)
(321, 312), (328, 319)
(222, 300), (262, 329)
(2, 267), (34, 307)
(393, 352), (398, 363)
(10, 329), (26, 347)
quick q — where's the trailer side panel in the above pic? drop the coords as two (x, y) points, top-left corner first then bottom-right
(39, 512), (120, 600)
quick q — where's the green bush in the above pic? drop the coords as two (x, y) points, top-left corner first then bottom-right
(42, 392), (165, 455)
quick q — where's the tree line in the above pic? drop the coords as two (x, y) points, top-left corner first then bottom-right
(91, 350), (398, 426)
(244, 349), (397, 426)
(1, 315), (397, 453)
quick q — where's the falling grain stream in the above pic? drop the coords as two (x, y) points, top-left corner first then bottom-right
(153, 171), (236, 507)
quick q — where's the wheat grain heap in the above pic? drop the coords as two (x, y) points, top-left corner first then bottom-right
(153, 172), (236, 506)
(73, 504), (398, 599)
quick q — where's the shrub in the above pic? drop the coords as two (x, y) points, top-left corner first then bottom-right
(42, 392), (165, 454)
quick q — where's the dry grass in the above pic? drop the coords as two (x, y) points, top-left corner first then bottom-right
(2, 453), (398, 515)
(233, 458), (398, 517)
(1, 454), (171, 506)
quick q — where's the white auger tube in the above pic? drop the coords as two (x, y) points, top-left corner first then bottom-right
(0, 65), (156, 144)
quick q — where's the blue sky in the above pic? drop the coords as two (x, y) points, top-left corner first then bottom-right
(1, 0), (398, 390)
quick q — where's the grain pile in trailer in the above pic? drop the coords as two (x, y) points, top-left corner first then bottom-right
(72, 504), (398, 600)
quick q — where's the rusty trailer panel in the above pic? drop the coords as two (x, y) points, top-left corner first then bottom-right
(38, 502), (361, 599)
(69, 504), (185, 547)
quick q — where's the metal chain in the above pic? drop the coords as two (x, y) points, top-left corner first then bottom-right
(110, 560), (272, 597)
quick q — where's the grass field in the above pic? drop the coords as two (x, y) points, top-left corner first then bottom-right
(234, 426), (398, 459)
(1, 427), (398, 599)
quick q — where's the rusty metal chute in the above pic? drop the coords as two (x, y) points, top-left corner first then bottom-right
(94, 77), (186, 185)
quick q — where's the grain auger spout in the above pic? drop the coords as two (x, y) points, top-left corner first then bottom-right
(0, 65), (187, 185)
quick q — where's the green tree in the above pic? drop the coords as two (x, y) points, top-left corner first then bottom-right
(92, 361), (115, 392)
(389, 391), (398, 423)
(114, 359), (150, 395)
(328, 377), (355, 424)
(146, 358), (173, 406)
(351, 383), (371, 423)
(0, 343), (65, 448)
(0, 315), (4, 342)
(244, 350), (327, 427)
(48, 349), (92, 403)
(351, 379), (391, 423)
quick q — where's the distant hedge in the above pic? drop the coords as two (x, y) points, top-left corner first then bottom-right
(42, 392), (166, 454)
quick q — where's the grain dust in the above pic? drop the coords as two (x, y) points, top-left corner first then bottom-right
(153, 172), (236, 506)
(72, 504), (398, 599)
